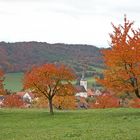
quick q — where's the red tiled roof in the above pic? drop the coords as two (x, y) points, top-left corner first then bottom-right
(87, 89), (94, 96)
(16, 92), (35, 98)
(16, 92), (25, 97)
(28, 92), (35, 98)
(76, 86), (86, 92)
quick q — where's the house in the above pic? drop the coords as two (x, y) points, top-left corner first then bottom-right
(0, 95), (5, 107)
(16, 92), (35, 103)
(94, 89), (102, 96)
(75, 85), (87, 98)
(87, 89), (94, 97)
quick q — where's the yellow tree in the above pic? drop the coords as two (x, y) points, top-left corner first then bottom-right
(98, 16), (140, 98)
(23, 63), (76, 114)
(53, 95), (76, 109)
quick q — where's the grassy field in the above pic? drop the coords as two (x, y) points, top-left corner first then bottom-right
(4, 73), (96, 92)
(0, 108), (140, 140)
(4, 73), (24, 92)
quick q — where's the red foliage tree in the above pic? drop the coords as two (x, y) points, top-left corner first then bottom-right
(23, 63), (76, 114)
(98, 16), (140, 98)
(32, 97), (48, 108)
(129, 98), (140, 108)
(90, 94), (120, 109)
(3, 95), (25, 108)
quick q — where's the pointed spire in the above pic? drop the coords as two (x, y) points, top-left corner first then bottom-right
(81, 71), (85, 80)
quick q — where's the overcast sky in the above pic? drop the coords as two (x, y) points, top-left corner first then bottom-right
(0, 0), (140, 47)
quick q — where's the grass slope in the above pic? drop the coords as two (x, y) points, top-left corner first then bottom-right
(0, 108), (140, 140)
(4, 73), (24, 92)
(4, 73), (96, 92)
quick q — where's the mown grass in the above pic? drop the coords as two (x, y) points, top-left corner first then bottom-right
(0, 108), (140, 140)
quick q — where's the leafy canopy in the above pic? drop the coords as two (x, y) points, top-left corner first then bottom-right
(23, 63), (76, 114)
(98, 16), (140, 98)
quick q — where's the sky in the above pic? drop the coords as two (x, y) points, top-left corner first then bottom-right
(0, 0), (140, 47)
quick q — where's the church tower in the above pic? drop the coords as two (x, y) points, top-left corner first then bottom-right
(80, 72), (87, 91)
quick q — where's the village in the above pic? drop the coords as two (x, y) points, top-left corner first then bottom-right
(0, 72), (130, 110)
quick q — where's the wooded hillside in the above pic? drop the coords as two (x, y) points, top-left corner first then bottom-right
(0, 42), (103, 74)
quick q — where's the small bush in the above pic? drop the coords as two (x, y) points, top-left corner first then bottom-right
(129, 98), (140, 108)
(3, 94), (25, 108)
(89, 94), (120, 109)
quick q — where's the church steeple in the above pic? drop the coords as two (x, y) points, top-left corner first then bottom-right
(81, 71), (85, 80)
(80, 71), (87, 91)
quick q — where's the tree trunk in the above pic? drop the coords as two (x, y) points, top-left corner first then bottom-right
(48, 99), (54, 115)
(130, 78), (140, 98)
(134, 88), (140, 98)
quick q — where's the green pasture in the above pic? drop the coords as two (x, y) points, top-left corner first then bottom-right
(4, 73), (96, 92)
(0, 108), (140, 140)
(4, 73), (24, 92)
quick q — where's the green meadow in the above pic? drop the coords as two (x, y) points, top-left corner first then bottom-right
(4, 73), (24, 92)
(4, 73), (96, 92)
(0, 108), (140, 140)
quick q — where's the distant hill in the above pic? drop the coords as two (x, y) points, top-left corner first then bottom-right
(0, 41), (103, 75)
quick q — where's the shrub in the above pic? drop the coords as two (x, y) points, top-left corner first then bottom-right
(129, 98), (140, 108)
(90, 94), (120, 109)
(3, 94), (25, 108)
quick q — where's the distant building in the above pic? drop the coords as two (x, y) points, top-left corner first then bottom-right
(75, 72), (88, 98)
(75, 72), (103, 98)
(87, 89), (94, 97)
(0, 95), (5, 107)
(94, 89), (102, 96)
(75, 85), (87, 98)
(16, 92), (35, 103)
(80, 72), (87, 90)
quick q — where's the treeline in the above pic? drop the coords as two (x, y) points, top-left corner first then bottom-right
(0, 41), (103, 74)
